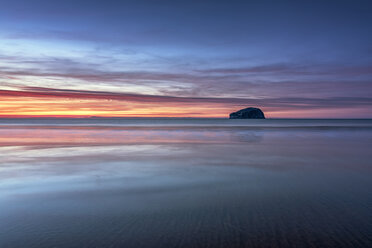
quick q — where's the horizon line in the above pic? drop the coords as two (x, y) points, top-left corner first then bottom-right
(0, 115), (371, 120)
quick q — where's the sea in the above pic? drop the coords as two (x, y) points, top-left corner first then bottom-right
(0, 118), (371, 248)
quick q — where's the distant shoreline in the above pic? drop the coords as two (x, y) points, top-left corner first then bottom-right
(0, 117), (371, 120)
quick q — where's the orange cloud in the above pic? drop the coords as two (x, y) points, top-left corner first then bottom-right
(1, 87), (371, 118)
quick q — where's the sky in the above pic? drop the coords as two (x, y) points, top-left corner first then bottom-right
(0, 0), (371, 118)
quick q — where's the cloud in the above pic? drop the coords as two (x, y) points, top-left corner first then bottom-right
(1, 52), (371, 117)
(197, 63), (372, 77)
(0, 64), (240, 85)
(1, 86), (371, 110)
(2, 59), (372, 100)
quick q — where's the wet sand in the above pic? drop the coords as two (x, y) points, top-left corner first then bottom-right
(0, 119), (371, 248)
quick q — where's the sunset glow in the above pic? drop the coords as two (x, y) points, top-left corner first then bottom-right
(1, 1), (372, 248)
(0, 1), (371, 118)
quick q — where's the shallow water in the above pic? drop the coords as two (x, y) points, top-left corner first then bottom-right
(0, 119), (371, 248)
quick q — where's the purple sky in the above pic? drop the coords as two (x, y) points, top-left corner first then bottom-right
(0, 0), (371, 117)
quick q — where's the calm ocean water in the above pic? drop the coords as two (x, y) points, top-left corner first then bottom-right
(0, 118), (371, 248)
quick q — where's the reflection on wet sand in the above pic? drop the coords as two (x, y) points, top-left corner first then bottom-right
(0, 122), (371, 248)
(0, 126), (263, 146)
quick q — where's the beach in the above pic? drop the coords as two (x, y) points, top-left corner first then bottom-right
(0, 118), (371, 248)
